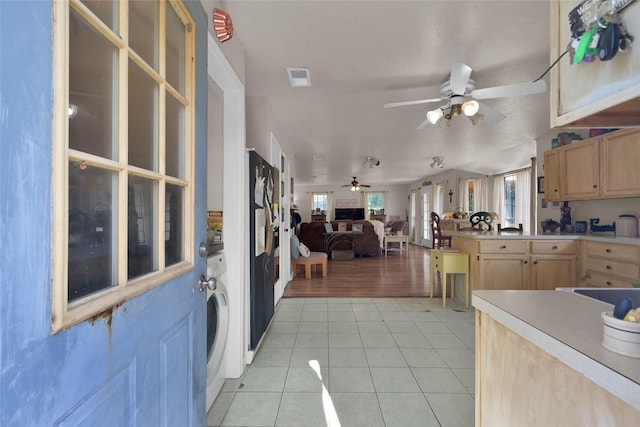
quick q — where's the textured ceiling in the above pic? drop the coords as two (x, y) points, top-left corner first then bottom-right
(214, 0), (551, 186)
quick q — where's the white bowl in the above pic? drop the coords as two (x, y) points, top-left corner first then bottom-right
(602, 312), (640, 358)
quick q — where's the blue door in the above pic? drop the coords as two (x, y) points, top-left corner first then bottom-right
(0, 2), (209, 425)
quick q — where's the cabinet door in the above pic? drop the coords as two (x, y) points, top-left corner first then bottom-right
(560, 139), (600, 200)
(600, 129), (640, 198)
(478, 254), (529, 290)
(530, 255), (576, 290)
(543, 149), (561, 201)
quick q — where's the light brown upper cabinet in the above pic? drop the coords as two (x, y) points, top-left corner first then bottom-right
(550, 1), (640, 127)
(544, 129), (640, 201)
(543, 148), (561, 201)
(599, 129), (640, 197)
(560, 138), (600, 200)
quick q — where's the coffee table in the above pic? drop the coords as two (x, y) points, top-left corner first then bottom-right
(383, 234), (409, 256)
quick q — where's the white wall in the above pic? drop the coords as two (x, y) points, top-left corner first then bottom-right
(536, 130), (640, 233)
(207, 78), (224, 210)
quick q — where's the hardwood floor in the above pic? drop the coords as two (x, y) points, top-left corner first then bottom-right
(283, 244), (448, 298)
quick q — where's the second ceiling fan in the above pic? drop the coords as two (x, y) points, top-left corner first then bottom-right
(384, 62), (546, 128)
(341, 176), (371, 191)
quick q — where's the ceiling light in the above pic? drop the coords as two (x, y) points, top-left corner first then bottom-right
(213, 8), (233, 42)
(287, 68), (311, 87)
(450, 104), (462, 116)
(350, 185), (360, 192)
(462, 100), (479, 116)
(430, 156), (445, 168)
(426, 109), (444, 125)
(364, 156), (380, 168)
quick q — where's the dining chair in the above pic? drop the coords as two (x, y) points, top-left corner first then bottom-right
(498, 223), (523, 232)
(458, 211), (494, 231)
(431, 212), (452, 249)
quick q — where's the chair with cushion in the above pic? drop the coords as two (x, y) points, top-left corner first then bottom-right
(431, 212), (452, 249)
(291, 235), (327, 279)
(498, 223), (523, 233)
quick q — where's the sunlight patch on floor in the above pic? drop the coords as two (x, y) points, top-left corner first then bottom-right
(309, 359), (341, 427)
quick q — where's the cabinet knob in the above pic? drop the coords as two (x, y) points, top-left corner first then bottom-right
(593, 184), (598, 188)
(500, 245), (506, 249)
(523, 260), (528, 264)
(606, 281), (612, 286)
(606, 265), (612, 270)
(551, 245), (558, 250)
(554, 189), (558, 192)
(605, 248), (611, 253)
(533, 260), (538, 265)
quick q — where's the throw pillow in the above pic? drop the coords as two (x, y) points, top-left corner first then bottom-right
(324, 222), (334, 234)
(290, 235), (300, 260)
(298, 242), (311, 257)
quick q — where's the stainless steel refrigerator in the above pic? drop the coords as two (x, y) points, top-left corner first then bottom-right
(248, 150), (275, 350)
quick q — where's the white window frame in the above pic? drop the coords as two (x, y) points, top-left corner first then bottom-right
(364, 191), (386, 218)
(52, 0), (195, 332)
(312, 193), (328, 213)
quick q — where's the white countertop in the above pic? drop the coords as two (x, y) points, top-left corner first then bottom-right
(450, 230), (640, 246)
(473, 290), (640, 411)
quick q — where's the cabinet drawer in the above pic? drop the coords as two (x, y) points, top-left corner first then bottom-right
(586, 258), (640, 280)
(585, 241), (640, 262)
(530, 240), (577, 254)
(479, 240), (527, 254)
(584, 271), (634, 288)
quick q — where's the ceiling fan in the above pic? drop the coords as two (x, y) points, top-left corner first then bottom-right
(384, 62), (546, 129)
(341, 176), (371, 191)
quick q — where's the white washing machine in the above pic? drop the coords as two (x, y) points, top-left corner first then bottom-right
(206, 252), (230, 411)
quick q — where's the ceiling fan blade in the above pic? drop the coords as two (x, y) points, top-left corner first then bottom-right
(360, 184), (371, 187)
(384, 97), (443, 108)
(449, 62), (472, 95)
(416, 116), (431, 130)
(475, 102), (506, 124)
(471, 79), (547, 100)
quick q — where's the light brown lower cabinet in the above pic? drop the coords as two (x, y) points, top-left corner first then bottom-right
(454, 237), (577, 291)
(584, 241), (640, 288)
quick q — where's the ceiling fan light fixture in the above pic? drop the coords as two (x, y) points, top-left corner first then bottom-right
(426, 108), (443, 125)
(462, 100), (479, 116)
(469, 113), (484, 126)
(450, 104), (462, 117)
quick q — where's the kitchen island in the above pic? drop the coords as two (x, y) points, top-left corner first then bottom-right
(473, 289), (640, 426)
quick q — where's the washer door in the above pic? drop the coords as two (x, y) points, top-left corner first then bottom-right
(207, 295), (218, 361)
(206, 285), (229, 375)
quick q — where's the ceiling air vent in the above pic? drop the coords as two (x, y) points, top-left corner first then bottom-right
(287, 67), (311, 87)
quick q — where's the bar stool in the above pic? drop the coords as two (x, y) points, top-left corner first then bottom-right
(430, 249), (470, 308)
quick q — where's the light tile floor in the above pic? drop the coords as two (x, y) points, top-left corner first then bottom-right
(207, 297), (475, 427)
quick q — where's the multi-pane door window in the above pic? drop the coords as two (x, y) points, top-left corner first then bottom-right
(504, 175), (516, 227)
(53, 0), (194, 331)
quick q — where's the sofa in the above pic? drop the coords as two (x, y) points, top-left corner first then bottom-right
(385, 220), (409, 236)
(298, 220), (382, 257)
